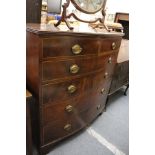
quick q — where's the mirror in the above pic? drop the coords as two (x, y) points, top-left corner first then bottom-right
(71, 0), (106, 14)
(47, 0), (62, 14)
(54, 0), (108, 30)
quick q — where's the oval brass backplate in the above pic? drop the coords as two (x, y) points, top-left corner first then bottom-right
(108, 57), (112, 63)
(101, 88), (105, 94)
(72, 44), (83, 55)
(97, 104), (101, 110)
(112, 42), (116, 50)
(65, 105), (73, 113)
(64, 124), (72, 131)
(67, 85), (77, 94)
(70, 64), (80, 74)
(104, 72), (108, 79)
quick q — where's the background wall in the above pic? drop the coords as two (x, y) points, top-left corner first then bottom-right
(106, 0), (129, 14)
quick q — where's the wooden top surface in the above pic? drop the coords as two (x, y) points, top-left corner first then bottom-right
(26, 23), (124, 37)
(117, 39), (129, 63)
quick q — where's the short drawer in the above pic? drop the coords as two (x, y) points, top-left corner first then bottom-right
(42, 70), (113, 105)
(42, 53), (117, 82)
(42, 96), (105, 144)
(42, 36), (121, 58)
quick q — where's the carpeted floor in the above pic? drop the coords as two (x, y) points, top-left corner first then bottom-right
(47, 88), (129, 155)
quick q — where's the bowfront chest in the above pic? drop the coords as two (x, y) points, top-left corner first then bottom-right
(26, 23), (123, 154)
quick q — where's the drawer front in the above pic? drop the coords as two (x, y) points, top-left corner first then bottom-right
(42, 84), (109, 126)
(42, 70), (113, 105)
(43, 115), (86, 144)
(42, 77), (85, 105)
(42, 36), (121, 58)
(42, 53), (117, 82)
(42, 94), (105, 144)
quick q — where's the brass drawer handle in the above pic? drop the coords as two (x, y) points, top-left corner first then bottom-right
(65, 105), (73, 113)
(108, 57), (112, 64)
(64, 124), (72, 131)
(70, 64), (80, 74)
(104, 72), (108, 79)
(112, 42), (116, 50)
(97, 104), (101, 110)
(72, 44), (83, 55)
(67, 85), (77, 94)
(101, 88), (105, 94)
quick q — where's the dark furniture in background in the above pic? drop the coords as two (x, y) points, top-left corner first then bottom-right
(26, 0), (42, 23)
(109, 60), (129, 96)
(26, 23), (123, 154)
(26, 90), (33, 155)
(114, 12), (129, 39)
(107, 13), (129, 104)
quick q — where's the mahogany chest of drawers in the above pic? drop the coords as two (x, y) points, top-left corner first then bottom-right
(26, 23), (123, 154)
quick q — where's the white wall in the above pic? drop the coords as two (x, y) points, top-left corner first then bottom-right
(105, 0), (129, 14)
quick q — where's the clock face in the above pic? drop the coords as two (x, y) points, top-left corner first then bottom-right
(71, 0), (106, 13)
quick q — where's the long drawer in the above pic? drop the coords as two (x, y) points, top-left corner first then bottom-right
(41, 70), (113, 105)
(42, 96), (105, 144)
(41, 90), (108, 126)
(42, 36), (121, 58)
(42, 53), (117, 82)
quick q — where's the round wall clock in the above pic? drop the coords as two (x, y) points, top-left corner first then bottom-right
(55, 0), (108, 30)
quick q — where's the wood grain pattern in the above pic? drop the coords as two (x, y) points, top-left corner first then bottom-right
(26, 23), (124, 37)
(42, 53), (117, 82)
(42, 70), (113, 105)
(42, 36), (121, 58)
(26, 23), (122, 155)
(43, 96), (105, 144)
(42, 89), (108, 126)
(26, 32), (41, 96)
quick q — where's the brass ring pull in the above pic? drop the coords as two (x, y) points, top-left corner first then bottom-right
(65, 105), (73, 113)
(104, 72), (108, 79)
(67, 85), (77, 94)
(70, 64), (80, 74)
(112, 42), (116, 50)
(108, 57), (112, 63)
(101, 88), (105, 94)
(64, 124), (72, 131)
(72, 44), (83, 55)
